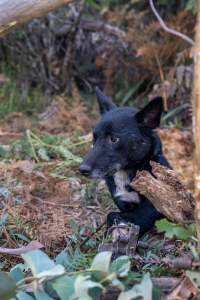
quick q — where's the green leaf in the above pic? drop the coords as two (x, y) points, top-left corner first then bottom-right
(34, 289), (54, 300)
(74, 275), (103, 300)
(22, 250), (55, 276)
(152, 286), (165, 300)
(156, 219), (195, 241)
(38, 148), (50, 162)
(190, 244), (199, 260)
(121, 81), (142, 105)
(14, 233), (30, 243)
(91, 251), (112, 273)
(118, 273), (153, 300)
(56, 146), (81, 164)
(110, 256), (131, 278)
(136, 273), (153, 299)
(16, 291), (34, 300)
(185, 0), (198, 13)
(118, 288), (138, 300)
(172, 227), (191, 241)
(0, 271), (17, 300)
(52, 275), (75, 300)
(0, 145), (8, 158)
(0, 212), (9, 227)
(56, 251), (73, 268)
(111, 278), (124, 290)
(69, 220), (79, 235)
(156, 219), (175, 237)
(188, 223), (197, 236)
(186, 271), (200, 290)
(10, 264), (25, 283)
(36, 265), (65, 280)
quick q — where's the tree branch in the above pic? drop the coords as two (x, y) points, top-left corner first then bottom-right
(149, 0), (195, 46)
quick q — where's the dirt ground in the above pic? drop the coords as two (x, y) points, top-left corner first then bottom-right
(0, 96), (194, 263)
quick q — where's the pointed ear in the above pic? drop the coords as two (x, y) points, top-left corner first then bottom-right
(136, 97), (163, 129)
(95, 87), (116, 115)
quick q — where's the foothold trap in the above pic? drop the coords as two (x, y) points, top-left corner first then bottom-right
(98, 222), (140, 258)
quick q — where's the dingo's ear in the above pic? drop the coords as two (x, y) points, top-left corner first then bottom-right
(95, 87), (116, 115)
(136, 97), (163, 129)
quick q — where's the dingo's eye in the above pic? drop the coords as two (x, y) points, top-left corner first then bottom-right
(109, 136), (120, 144)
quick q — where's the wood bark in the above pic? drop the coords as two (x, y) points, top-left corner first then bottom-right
(0, 0), (73, 37)
(193, 5), (200, 251)
(132, 161), (195, 224)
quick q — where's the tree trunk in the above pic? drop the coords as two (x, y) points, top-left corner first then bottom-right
(0, 0), (73, 37)
(193, 5), (200, 251)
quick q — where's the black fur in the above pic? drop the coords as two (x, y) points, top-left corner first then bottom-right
(80, 87), (170, 236)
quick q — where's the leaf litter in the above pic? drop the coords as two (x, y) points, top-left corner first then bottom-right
(0, 93), (197, 298)
(0, 96), (103, 265)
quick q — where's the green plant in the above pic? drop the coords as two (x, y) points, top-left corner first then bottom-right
(0, 213), (9, 237)
(131, 0), (197, 13)
(0, 63), (45, 116)
(68, 220), (99, 249)
(156, 219), (197, 242)
(3, 131), (87, 165)
(0, 250), (156, 300)
(185, 0), (198, 13)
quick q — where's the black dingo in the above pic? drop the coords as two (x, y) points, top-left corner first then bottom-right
(80, 87), (169, 236)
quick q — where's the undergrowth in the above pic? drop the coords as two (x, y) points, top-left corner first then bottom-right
(0, 129), (198, 299)
(0, 130), (90, 165)
(0, 219), (200, 300)
(0, 63), (45, 116)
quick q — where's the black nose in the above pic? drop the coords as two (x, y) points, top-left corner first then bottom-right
(79, 163), (92, 177)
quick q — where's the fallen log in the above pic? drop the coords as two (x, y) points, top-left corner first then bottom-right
(0, 0), (73, 37)
(132, 161), (195, 224)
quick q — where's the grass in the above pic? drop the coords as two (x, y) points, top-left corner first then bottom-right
(0, 63), (45, 117)
(0, 61), (186, 131)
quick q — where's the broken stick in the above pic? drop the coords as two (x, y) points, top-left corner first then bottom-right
(132, 161), (195, 224)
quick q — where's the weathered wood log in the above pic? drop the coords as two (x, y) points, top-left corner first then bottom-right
(131, 161), (195, 224)
(0, 0), (73, 37)
(192, 4), (200, 251)
(166, 277), (199, 300)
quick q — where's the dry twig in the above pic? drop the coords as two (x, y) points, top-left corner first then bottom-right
(149, 0), (195, 46)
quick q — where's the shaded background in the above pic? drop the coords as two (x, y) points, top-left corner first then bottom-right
(0, 0), (196, 126)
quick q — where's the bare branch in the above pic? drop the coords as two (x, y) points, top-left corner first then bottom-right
(149, 0), (195, 46)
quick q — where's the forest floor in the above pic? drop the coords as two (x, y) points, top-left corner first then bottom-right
(0, 91), (198, 299)
(0, 2), (198, 298)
